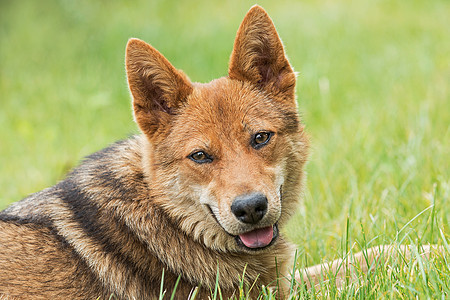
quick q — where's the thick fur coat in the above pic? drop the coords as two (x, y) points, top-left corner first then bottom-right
(0, 6), (309, 299)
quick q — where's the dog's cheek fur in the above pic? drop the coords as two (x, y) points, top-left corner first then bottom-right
(279, 126), (310, 227)
(141, 135), (237, 251)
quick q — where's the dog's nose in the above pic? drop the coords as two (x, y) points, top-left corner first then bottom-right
(231, 193), (268, 224)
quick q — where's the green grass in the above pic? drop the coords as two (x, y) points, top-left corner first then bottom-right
(1, 0), (449, 298)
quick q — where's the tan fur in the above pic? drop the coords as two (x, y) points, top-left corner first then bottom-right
(0, 5), (309, 299)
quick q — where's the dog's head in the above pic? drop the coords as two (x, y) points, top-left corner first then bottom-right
(126, 6), (309, 252)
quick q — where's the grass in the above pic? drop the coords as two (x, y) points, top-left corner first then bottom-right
(1, 0), (449, 298)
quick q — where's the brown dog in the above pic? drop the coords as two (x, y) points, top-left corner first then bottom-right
(0, 5), (308, 299)
(0, 5), (444, 299)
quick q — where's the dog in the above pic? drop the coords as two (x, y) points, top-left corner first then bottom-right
(0, 5), (309, 299)
(1, 5), (445, 299)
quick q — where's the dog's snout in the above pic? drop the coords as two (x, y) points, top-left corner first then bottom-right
(231, 193), (268, 224)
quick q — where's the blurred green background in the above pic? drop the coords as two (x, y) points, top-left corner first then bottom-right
(1, 0), (449, 263)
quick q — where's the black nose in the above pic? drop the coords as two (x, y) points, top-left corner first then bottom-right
(231, 193), (268, 224)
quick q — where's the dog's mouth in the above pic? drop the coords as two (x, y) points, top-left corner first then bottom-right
(235, 223), (278, 251)
(204, 201), (279, 251)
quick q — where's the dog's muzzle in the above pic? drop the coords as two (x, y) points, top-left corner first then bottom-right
(230, 192), (278, 250)
(205, 191), (281, 251)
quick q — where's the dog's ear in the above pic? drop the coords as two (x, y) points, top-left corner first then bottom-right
(229, 5), (296, 100)
(126, 38), (193, 136)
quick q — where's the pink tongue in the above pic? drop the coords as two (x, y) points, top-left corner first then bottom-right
(239, 226), (274, 248)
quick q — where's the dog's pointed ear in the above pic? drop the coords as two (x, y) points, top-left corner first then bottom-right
(126, 38), (193, 136)
(228, 6), (296, 100)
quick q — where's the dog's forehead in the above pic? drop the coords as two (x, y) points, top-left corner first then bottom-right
(183, 78), (275, 129)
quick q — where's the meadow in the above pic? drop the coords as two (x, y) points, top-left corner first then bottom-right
(1, 0), (449, 298)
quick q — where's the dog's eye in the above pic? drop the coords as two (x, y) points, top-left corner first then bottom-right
(189, 151), (213, 164)
(252, 132), (273, 149)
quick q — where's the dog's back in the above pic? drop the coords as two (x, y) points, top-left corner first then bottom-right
(0, 139), (141, 299)
(0, 217), (106, 298)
